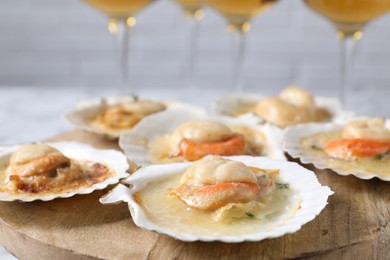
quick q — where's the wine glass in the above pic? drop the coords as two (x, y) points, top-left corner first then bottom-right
(174, 0), (203, 18)
(304, 0), (390, 106)
(203, 0), (279, 91)
(173, 0), (204, 89)
(84, 0), (156, 89)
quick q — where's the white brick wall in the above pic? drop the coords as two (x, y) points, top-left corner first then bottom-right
(0, 0), (390, 93)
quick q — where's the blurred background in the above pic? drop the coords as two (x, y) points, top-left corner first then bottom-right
(1, 0), (390, 143)
(1, 0), (390, 89)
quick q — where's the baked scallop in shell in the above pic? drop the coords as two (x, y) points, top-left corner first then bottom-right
(0, 142), (129, 201)
(283, 118), (390, 181)
(100, 155), (333, 242)
(64, 96), (169, 139)
(214, 86), (352, 128)
(119, 105), (285, 166)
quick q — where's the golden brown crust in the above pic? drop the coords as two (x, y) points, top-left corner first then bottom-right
(4, 144), (115, 195)
(98, 105), (142, 129)
(96, 100), (166, 130)
(7, 161), (114, 194)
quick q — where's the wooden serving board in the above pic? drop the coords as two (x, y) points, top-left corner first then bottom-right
(0, 130), (389, 259)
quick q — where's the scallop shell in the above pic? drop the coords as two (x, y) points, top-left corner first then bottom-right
(213, 93), (353, 126)
(64, 96), (178, 139)
(0, 142), (129, 201)
(100, 155), (333, 242)
(119, 104), (286, 166)
(283, 119), (390, 181)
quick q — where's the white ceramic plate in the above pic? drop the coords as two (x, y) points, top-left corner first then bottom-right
(100, 155), (333, 242)
(0, 142), (129, 201)
(283, 120), (390, 181)
(119, 105), (286, 166)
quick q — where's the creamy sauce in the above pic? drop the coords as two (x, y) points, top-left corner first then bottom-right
(230, 102), (257, 117)
(300, 130), (390, 175)
(229, 124), (266, 155)
(90, 119), (126, 135)
(0, 166), (7, 188)
(134, 173), (300, 236)
(148, 135), (183, 164)
(148, 125), (267, 164)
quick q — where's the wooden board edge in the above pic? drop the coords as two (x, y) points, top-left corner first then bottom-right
(0, 220), (96, 260)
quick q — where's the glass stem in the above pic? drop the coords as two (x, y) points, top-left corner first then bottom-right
(339, 34), (359, 108)
(185, 15), (200, 91)
(109, 19), (132, 91)
(119, 22), (131, 87)
(232, 28), (247, 92)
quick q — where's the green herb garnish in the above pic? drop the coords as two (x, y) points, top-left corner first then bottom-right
(375, 150), (390, 160)
(376, 153), (385, 160)
(311, 145), (321, 150)
(245, 212), (256, 219)
(131, 94), (139, 102)
(276, 183), (289, 189)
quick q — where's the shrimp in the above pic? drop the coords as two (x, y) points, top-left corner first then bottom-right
(325, 138), (390, 159)
(6, 144), (71, 178)
(174, 156), (260, 210)
(342, 118), (390, 140)
(177, 135), (246, 161)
